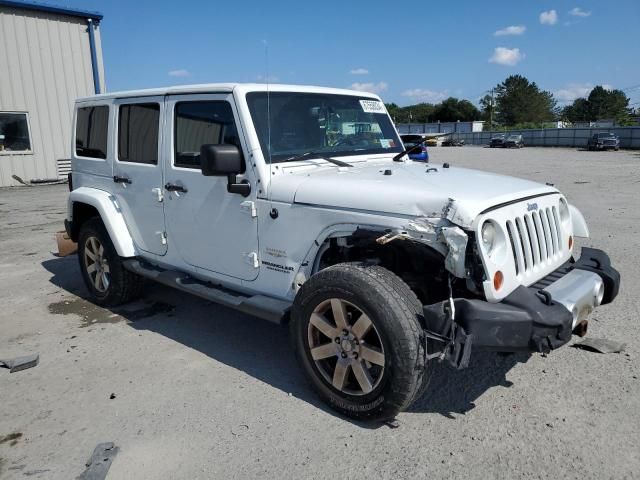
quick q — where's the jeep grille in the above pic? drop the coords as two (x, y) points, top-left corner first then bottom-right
(505, 206), (563, 276)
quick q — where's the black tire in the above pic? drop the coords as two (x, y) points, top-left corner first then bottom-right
(290, 262), (428, 421)
(77, 217), (144, 306)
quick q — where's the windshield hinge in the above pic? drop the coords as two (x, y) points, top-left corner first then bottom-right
(240, 200), (257, 218)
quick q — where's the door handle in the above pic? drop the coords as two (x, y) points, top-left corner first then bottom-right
(165, 183), (188, 193)
(113, 175), (132, 184)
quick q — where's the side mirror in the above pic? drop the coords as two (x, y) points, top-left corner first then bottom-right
(200, 144), (244, 176)
(200, 144), (251, 197)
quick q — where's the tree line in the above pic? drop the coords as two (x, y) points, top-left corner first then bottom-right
(386, 74), (635, 129)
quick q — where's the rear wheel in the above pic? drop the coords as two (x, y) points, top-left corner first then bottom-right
(291, 263), (427, 421)
(78, 218), (144, 306)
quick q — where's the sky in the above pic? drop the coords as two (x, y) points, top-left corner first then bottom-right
(36, 0), (640, 107)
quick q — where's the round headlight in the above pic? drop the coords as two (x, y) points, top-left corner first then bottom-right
(481, 221), (496, 253)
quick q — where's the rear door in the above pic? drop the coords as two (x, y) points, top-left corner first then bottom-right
(111, 97), (167, 255)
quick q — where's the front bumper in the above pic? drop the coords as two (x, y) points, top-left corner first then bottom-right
(423, 248), (620, 366)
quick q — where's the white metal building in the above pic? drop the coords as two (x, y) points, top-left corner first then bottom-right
(0, 0), (105, 186)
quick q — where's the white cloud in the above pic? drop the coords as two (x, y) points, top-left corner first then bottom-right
(569, 7), (591, 17)
(489, 47), (525, 66)
(349, 68), (369, 75)
(256, 74), (279, 82)
(554, 83), (613, 102)
(168, 69), (190, 77)
(401, 88), (448, 103)
(494, 25), (526, 36)
(350, 82), (388, 94)
(539, 10), (558, 25)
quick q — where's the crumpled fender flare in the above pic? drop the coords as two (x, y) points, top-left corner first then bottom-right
(569, 204), (589, 238)
(68, 187), (136, 257)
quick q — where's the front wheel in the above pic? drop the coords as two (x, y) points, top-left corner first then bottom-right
(290, 263), (427, 421)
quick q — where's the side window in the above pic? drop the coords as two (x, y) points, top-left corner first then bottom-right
(118, 103), (160, 164)
(174, 101), (240, 169)
(0, 112), (32, 152)
(76, 106), (109, 159)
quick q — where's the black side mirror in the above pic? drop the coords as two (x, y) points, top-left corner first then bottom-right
(200, 144), (251, 197)
(200, 144), (244, 176)
(200, 145), (251, 197)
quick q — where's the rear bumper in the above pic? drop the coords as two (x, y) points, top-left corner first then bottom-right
(423, 248), (620, 364)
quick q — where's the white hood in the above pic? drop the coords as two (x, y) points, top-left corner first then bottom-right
(267, 159), (557, 228)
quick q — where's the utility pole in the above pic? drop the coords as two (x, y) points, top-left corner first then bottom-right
(489, 88), (494, 131)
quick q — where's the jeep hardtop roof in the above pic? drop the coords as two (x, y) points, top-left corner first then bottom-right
(76, 83), (380, 103)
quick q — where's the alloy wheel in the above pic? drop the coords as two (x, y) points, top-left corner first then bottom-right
(83, 236), (111, 293)
(307, 298), (385, 396)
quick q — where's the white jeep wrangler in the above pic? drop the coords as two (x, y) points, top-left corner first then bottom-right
(66, 84), (620, 420)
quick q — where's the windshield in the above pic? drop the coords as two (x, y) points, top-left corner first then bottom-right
(597, 133), (615, 138)
(246, 92), (402, 163)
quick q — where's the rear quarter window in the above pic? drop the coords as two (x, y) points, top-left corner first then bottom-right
(76, 106), (109, 159)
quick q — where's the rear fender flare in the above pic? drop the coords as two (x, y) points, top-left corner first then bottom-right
(68, 187), (136, 257)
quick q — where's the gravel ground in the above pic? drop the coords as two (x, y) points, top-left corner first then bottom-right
(0, 147), (638, 479)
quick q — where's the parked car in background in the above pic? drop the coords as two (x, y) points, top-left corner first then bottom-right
(442, 135), (465, 147)
(400, 134), (429, 161)
(489, 134), (505, 148)
(504, 134), (524, 148)
(587, 132), (620, 151)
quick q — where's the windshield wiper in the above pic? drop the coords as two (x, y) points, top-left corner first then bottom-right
(392, 140), (425, 162)
(281, 151), (353, 167)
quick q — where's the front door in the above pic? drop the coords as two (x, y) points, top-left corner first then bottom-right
(163, 94), (259, 281)
(112, 97), (167, 255)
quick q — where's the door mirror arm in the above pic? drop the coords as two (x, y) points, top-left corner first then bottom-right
(227, 174), (251, 197)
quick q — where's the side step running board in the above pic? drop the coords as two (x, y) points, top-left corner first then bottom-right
(123, 259), (291, 324)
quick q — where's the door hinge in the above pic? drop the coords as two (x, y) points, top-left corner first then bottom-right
(240, 200), (257, 218)
(158, 232), (167, 245)
(243, 252), (259, 268)
(152, 187), (164, 202)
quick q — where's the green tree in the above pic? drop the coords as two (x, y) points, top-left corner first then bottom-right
(559, 86), (630, 124)
(409, 103), (436, 123)
(494, 75), (556, 126)
(432, 97), (480, 122)
(479, 94), (494, 128)
(587, 86), (630, 122)
(385, 103), (404, 123)
(561, 98), (590, 122)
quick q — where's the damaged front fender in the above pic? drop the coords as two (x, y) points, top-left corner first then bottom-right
(440, 226), (468, 278)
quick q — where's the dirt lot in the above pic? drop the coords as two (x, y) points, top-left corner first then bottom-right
(1, 147), (639, 479)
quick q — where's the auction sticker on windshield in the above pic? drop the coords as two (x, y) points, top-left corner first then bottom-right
(360, 100), (386, 114)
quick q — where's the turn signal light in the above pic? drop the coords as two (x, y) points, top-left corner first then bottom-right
(568, 236), (574, 250)
(493, 270), (504, 291)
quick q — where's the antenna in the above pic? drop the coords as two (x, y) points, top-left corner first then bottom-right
(263, 40), (275, 213)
